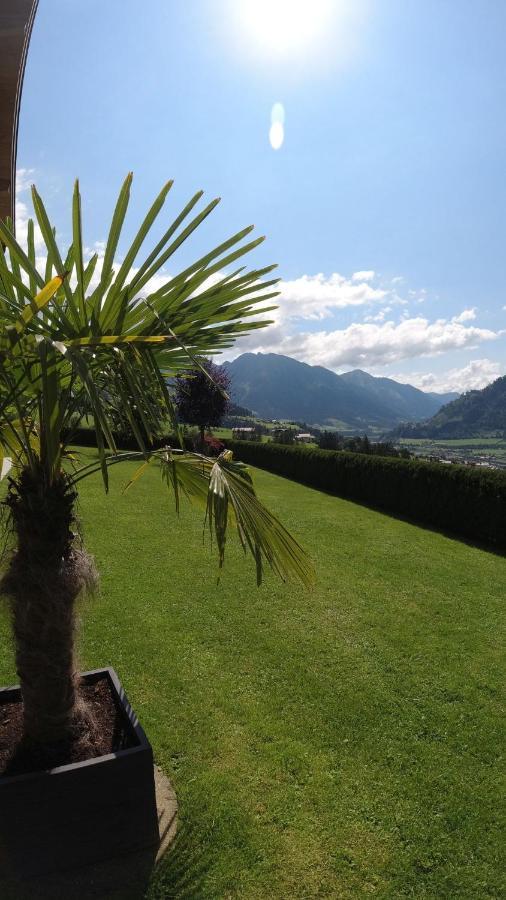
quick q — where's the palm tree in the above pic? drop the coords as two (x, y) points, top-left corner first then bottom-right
(0, 175), (313, 754)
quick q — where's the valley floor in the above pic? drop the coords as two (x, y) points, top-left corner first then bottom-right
(400, 436), (506, 469)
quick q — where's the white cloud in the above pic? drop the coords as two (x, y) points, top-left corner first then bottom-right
(452, 307), (476, 324)
(90, 240), (106, 255)
(276, 272), (388, 321)
(226, 267), (500, 372)
(364, 306), (392, 323)
(390, 359), (504, 394)
(15, 169), (45, 257)
(230, 315), (503, 370)
(352, 270), (375, 282)
(16, 168), (34, 195)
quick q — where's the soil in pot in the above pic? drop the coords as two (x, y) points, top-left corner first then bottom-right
(0, 672), (139, 777)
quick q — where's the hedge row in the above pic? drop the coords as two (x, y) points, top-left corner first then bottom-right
(226, 439), (506, 548)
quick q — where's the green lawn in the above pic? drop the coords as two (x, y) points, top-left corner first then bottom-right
(213, 427), (272, 443)
(0, 450), (504, 898)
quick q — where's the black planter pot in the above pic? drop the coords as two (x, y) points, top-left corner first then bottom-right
(0, 667), (160, 885)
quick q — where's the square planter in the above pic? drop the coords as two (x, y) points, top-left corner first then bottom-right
(0, 667), (160, 881)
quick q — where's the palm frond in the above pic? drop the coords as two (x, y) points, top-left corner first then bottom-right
(158, 450), (315, 587)
(0, 175), (315, 587)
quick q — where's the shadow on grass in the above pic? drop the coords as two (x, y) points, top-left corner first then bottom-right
(146, 823), (212, 900)
(354, 494), (506, 559)
(249, 464), (506, 561)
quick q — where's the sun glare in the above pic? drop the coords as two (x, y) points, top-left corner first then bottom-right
(239, 0), (333, 57)
(269, 102), (285, 149)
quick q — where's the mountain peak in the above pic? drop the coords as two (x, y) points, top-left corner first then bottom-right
(224, 353), (458, 430)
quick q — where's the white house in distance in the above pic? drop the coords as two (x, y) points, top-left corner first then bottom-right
(295, 433), (315, 444)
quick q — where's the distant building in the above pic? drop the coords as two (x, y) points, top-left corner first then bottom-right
(295, 433), (315, 444)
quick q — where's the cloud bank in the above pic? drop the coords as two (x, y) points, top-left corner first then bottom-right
(390, 358), (504, 394)
(277, 272), (388, 320)
(234, 315), (502, 370)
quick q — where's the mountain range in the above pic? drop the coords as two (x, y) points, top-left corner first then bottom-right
(223, 353), (459, 430)
(391, 374), (506, 438)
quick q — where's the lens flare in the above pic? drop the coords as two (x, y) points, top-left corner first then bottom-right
(269, 121), (284, 150)
(271, 102), (285, 125)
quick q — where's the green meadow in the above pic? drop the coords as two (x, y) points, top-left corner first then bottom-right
(399, 437), (506, 461)
(0, 450), (504, 898)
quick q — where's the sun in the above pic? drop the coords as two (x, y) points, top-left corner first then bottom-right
(238, 0), (333, 57)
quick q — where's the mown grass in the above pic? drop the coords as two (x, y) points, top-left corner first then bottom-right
(0, 450), (504, 898)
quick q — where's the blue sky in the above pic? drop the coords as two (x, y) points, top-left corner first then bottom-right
(16, 0), (506, 393)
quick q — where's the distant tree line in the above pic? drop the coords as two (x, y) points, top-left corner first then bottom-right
(318, 431), (410, 458)
(271, 427), (298, 444)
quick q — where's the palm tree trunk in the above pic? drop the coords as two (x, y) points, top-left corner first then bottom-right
(1, 467), (96, 745)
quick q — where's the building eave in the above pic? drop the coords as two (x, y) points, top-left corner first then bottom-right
(0, 1), (38, 227)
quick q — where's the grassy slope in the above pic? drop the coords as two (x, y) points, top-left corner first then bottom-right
(0, 452), (504, 898)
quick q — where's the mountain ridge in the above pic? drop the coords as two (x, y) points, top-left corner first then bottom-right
(391, 374), (506, 438)
(222, 353), (458, 430)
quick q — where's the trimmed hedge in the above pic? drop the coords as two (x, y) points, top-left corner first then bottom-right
(226, 440), (506, 548)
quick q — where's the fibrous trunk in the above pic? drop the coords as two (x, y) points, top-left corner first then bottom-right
(1, 467), (96, 745)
